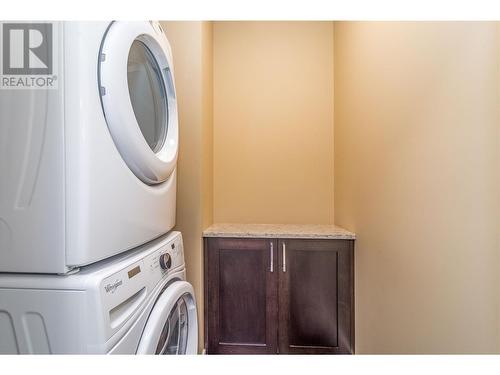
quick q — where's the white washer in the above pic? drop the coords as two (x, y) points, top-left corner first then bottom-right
(0, 21), (179, 273)
(0, 231), (198, 354)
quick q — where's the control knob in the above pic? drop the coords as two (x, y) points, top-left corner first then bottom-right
(159, 253), (172, 270)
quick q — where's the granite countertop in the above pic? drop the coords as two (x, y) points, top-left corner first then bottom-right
(203, 223), (355, 240)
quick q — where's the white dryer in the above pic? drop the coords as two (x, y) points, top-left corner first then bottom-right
(0, 231), (198, 354)
(0, 21), (179, 273)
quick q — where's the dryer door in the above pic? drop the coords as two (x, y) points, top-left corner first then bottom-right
(137, 281), (198, 354)
(99, 21), (178, 185)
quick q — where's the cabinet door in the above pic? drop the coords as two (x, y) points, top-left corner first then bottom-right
(278, 239), (354, 354)
(205, 238), (278, 354)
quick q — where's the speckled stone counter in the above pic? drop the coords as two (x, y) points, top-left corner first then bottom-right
(203, 223), (355, 240)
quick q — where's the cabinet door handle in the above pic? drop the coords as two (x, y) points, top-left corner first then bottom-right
(282, 242), (286, 273)
(270, 242), (274, 273)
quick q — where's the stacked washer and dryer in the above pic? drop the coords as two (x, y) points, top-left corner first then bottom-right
(0, 21), (198, 354)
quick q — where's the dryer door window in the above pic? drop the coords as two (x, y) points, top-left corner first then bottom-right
(127, 40), (168, 154)
(99, 21), (179, 185)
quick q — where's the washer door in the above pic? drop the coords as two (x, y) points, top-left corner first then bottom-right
(137, 281), (198, 354)
(99, 21), (178, 185)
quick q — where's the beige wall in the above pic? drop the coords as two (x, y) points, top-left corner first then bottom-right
(334, 22), (499, 353)
(162, 21), (500, 354)
(213, 22), (335, 224)
(497, 23), (500, 353)
(201, 23), (214, 231)
(161, 21), (213, 352)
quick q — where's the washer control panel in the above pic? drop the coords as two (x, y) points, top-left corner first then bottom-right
(144, 233), (184, 280)
(98, 231), (184, 340)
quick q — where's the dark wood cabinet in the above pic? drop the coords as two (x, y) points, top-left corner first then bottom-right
(278, 239), (354, 354)
(204, 236), (354, 354)
(204, 238), (278, 354)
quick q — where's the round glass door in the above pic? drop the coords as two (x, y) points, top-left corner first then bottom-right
(127, 40), (168, 153)
(155, 293), (190, 354)
(136, 280), (198, 354)
(99, 21), (179, 185)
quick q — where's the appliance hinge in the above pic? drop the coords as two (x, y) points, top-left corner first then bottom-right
(58, 266), (80, 275)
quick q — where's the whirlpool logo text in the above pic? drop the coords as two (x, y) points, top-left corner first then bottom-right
(104, 280), (123, 294)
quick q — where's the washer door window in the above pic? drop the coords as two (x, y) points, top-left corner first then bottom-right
(155, 293), (189, 354)
(99, 21), (179, 185)
(136, 281), (198, 354)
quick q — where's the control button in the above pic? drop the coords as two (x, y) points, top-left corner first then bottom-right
(159, 253), (172, 270)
